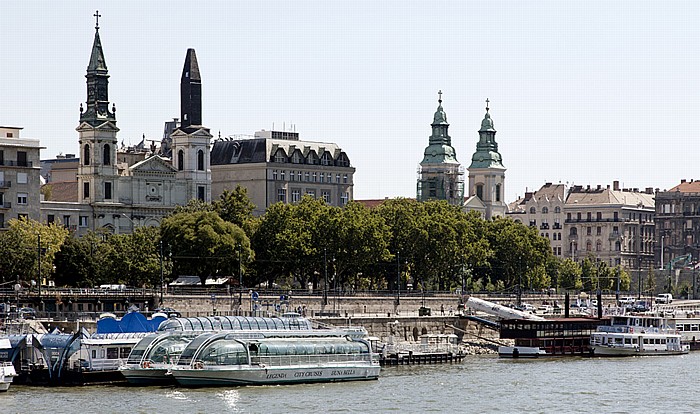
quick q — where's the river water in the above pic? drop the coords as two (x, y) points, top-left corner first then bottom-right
(3, 353), (698, 413)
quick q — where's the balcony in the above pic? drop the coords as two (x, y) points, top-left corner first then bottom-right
(0, 160), (32, 167)
(553, 223), (562, 229)
(0, 181), (10, 188)
(0, 201), (11, 209)
(540, 223), (550, 230)
(565, 218), (621, 223)
(568, 233), (578, 240)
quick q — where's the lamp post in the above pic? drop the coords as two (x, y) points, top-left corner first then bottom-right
(238, 244), (243, 312)
(159, 240), (164, 306)
(323, 248), (328, 307)
(37, 233), (41, 299)
(395, 251), (400, 306)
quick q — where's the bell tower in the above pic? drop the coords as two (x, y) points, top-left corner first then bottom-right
(77, 11), (119, 204)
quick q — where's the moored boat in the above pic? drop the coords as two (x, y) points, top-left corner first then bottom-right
(0, 337), (17, 391)
(169, 331), (380, 387)
(590, 315), (689, 356)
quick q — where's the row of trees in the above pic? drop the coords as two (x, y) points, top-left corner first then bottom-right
(0, 186), (632, 294)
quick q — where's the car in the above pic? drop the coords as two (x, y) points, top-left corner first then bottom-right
(19, 307), (36, 319)
(153, 307), (181, 318)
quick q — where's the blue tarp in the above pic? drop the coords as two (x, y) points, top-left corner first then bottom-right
(96, 312), (166, 334)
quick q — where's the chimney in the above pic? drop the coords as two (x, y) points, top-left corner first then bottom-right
(613, 180), (620, 191)
(596, 185), (601, 190)
(645, 187), (653, 194)
(681, 179), (687, 184)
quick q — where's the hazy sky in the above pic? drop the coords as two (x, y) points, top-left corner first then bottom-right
(2, 1), (699, 202)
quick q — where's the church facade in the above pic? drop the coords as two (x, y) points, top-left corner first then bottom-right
(40, 23), (211, 235)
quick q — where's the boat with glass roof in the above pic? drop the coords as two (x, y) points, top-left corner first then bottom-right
(169, 331), (380, 386)
(120, 315), (320, 384)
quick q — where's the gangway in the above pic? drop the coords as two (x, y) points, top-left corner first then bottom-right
(466, 297), (546, 321)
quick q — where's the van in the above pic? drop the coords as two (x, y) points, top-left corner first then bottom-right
(619, 297), (636, 306)
(655, 293), (673, 304)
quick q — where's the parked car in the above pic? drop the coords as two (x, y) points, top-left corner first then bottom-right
(655, 293), (673, 304)
(19, 307), (36, 319)
(153, 307), (181, 318)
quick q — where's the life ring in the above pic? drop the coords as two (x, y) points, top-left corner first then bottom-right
(194, 361), (204, 370)
(630, 327), (634, 333)
(142, 361), (152, 369)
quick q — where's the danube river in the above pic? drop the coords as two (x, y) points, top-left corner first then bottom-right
(4, 353), (699, 413)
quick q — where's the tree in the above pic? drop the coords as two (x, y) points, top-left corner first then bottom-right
(161, 211), (250, 285)
(54, 231), (112, 287)
(558, 258), (583, 291)
(214, 185), (257, 236)
(105, 226), (165, 287)
(0, 218), (68, 286)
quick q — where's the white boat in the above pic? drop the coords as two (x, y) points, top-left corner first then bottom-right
(590, 315), (689, 356)
(0, 338), (17, 391)
(120, 332), (199, 385)
(169, 331), (380, 387)
(498, 345), (548, 358)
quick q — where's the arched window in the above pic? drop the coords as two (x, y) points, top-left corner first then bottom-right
(529, 206), (536, 214)
(274, 149), (287, 163)
(321, 152), (333, 166)
(554, 206), (561, 214)
(615, 241), (621, 251)
(586, 241), (592, 252)
(197, 149), (204, 171)
(476, 184), (484, 200)
(291, 151), (303, 164)
(178, 150), (184, 171)
(83, 144), (91, 166)
(596, 240), (603, 251)
(495, 184), (501, 202)
(542, 207), (549, 214)
(570, 227), (578, 236)
(103, 144), (110, 166)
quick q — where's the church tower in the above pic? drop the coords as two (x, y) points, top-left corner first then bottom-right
(467, 99), (506, 219)
(170, 48), (212, 202)
(77, 12), (119, 205)
(416, 91), (464, 205)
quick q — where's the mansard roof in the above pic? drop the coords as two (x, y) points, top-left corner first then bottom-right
(211, 137), (349, 166)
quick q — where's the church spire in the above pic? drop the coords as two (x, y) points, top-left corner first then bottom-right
(469, 98), (503, 169)
(80, 11), (115, 126)
(421, 91), (458, 164)
(180, 48), (202, 131)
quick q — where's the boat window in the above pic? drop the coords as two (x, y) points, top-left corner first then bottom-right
(107, 347), (119, 359)
(177, 333), (216, 366)
(200, 341), (247, 366)
(92, 350), (97, 358)
(120, 347), (131, 359)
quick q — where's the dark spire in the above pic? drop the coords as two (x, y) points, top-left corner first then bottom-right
(80, 11), (115, 126)
(180, 48), (202, 131)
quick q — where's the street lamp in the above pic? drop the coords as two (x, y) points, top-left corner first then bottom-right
(323, 248), (328, 307)
(159, 240), (164, 305)
(37, 233), (41, 299)
(238, 244), (243, 312)
(395, 251), (400, 306)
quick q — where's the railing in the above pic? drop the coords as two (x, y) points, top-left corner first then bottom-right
(0, 181), (10, 188)
(0, 201), (10, 209)
(0, 160), (32, 167)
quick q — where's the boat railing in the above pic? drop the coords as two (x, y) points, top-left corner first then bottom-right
(249, 353), (372, 367)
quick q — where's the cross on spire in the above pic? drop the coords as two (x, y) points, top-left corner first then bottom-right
(438, 90), (443, 104)
(485, 98), (490, 111)
(94, 10), (101, 30)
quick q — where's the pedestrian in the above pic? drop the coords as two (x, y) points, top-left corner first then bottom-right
(440, 304), (445, 315)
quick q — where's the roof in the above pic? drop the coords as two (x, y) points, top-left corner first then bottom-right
(354, 199), (389, 209)
(566, 187), (654, 208)
(668, 181), (700, 193)
(211, 137), (346, 166)
(42, 181), (78, 202)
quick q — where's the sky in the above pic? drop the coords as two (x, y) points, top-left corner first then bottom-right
(2, 1), (700, 202)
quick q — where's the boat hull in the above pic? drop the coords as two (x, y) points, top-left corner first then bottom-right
(591, 345), (689, 357)
(0, 363), (17, 391)
(171, 364), (381, 387)
(120, 367), (175, 385)
(498, 346), (548, 358)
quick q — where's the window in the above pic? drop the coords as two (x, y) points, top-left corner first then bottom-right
(17, 151), (27, 167)
(614, 212), (619, 220)
(103, 144), (111, 166)
(17, 172), (27, 184)
(297, 171), (302, 181)
(63, 215), (71, 227)
(320, 173), (324, 182)
(47, 214), (55, 224)
(280, 171), (286, 181)
(6, 132), (12, 138)
(321, 152), (333, 166)
(587, 212), (592, 221)
(322, 191), (330, 203)
(304, 172), (310, 182)
(272, 170), (278, 180)
(587, 227), (592, 236)
(312, 172), (317, 182)
(554, 206), (561, 214)
(79, 216), (88, 227)
(495, 184), (501, 202)
(17, 192), (28, 205)
(542, 207), (548, 214)
(292, 151), (303, 164)
(596, 240), (602, 252)
(577, 212), (581, 220)
(327, 174), (332, 183)
(341, 192), (349, 206)
(586, 241), (592, 252)
(83, 182), (90, 198)
(291, 189), (301, 203)
(274, 149), (286, 163)
(343, 174), (348, 184)
(0, 150), (3, 165)
(596, 212), (602, 220)
(570, 227), (578, 236)
(597, 227), (602, 236)
(336, 174), (340, 184)
(197, 150), (204, 171)
(529, 207), (536, 214)
(307, 189), (316, 198)
(476, 184), (484, 200)
(178, 150), (184, 171)
(104, 182), (112, 200)
(277, 188), (287, 203)
(567, 213), (571, 220)
(197, 186), (205, 201)
(290, 170), (295, 181)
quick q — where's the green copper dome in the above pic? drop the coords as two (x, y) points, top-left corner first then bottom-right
(422, 91), (459, 165)
(469, 99), (504, 169)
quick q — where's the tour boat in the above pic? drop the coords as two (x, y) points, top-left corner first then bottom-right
(498, 318), (607, 358)
(590, 315), (689, 356)
(120, 332), (200, 385)
(168, 331), (380, 387)
(0, 338), (17, 391)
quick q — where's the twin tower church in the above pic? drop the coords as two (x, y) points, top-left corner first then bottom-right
(416, 93), (507, 219)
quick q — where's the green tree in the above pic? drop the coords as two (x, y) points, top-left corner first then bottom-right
(558, 258), (583, 290)
(105, 226), (166, 287)
(214, 185), (258, 236)
(0, 218), (68, 286)
(54, 231), (112, 287)
(161, 211), (250, 286)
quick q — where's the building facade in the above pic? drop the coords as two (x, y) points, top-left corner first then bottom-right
(0, 126), (44, 228)
(210, 130), (354, 214)
(40, 23), (210, 234)
(507, 183), (567, 257)
(416, 92), (464, 205)
(465, 100), (506, 219)
(654, 180), (700, 268)
(564, 182), (655, 270)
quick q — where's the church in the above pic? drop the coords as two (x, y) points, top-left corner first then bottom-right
(416, 94), (507, 219)
(40, 19), (211, 235)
